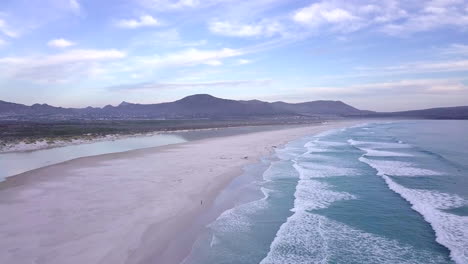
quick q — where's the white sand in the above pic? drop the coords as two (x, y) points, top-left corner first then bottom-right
(0, 121), (360, 264)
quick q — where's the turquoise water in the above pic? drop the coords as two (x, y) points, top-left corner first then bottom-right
(183, 120), (468, 264)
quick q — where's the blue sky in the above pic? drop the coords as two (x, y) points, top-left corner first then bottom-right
(0, 0), (467, 111)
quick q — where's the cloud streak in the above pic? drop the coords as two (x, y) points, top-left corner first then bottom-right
(290, 0), (467, 36)
(116, 15), (161, 29)
(108, 79), (272, 91)
(209, 20), (283, 37)
(0, 49), (126, 83)
(357, 59), (468, 76)
(138, 0), (202, 10)
(69, 0), (81, 15)
(381, 0), (468, 35)
(0, 18), (18, 38)
(48, 38), (75, 48)
(442, 43), (468, 56)
(135, 47), (245, 67)
(260, 78), (468, 103)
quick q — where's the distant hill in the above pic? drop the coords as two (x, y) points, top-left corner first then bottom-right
(0, 94), (369, 120)
(370, 106), (468, 119)
(2, 94), (466, 120)
(271, 100), (364, 115)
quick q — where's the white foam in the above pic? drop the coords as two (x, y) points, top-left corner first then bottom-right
(275, 147), (307, 161)
(261, 124), (452, 264)
(313, 140), (347, 147)
(292, 179), (355, 212)
(305, 139), (346, 148)
(383, 176), (468, 264)
(313, 128), (343, 138)
(208, 187), (273, 233)
(359, 147), (414, 157)
(359, 157), (441, 176)
(260, 212), (448, 264)
(303, 139), (348, 154)
(299, 153), (336, 164)
(348, 138), (414, 157)
(348, 139), (411, 149)
(303, 142), (329, 153)
(263, 160), (298, 181)
(209, 234), (220, 248)
(348, 122), (372, 129)
(293, 162), (358, 179)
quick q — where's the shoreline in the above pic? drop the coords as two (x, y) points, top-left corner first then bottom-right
(0, 122), (326, 154)
(0, 126), (226, 153)
(0, 120), (363, 264)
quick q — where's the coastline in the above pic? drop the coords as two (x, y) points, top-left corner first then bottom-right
(0, 122), (325, 154)
(0, 127), (228, 153)
(0, 120), (362, 264)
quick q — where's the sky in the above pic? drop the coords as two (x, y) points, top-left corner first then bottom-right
(0, 0), (467, 111)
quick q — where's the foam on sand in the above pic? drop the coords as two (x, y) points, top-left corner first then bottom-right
(383, 176), (468, 264)
(208, 187), (273, 234)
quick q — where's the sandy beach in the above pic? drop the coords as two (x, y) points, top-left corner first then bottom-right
(0, 121), (360, 264)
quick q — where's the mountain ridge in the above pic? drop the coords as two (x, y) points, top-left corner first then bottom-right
(0, 94), (369, 120)
(1, 94), (467, 120)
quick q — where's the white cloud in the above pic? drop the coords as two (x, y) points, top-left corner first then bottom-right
(291, 0), (406, 33)
(289, 79), (468, 100)
(237, 59), (252, 65)
(380, 0), (468, 35)
(0, 18), (18, 38)
(209, 20), (283, 37)
(291, 0), (467, 35)
(442, 44), (468, 56)
(293, 2), (360, 30)
(130, 29), (206, 48)
(69, 0), (81, 15)
(358, 59), (468, 75)
(0, 49), (126, 83)
(108, 79), (272, 90)
(138, 0), (201, 10)
(138, 48), (245, 67)
(48, 38), (75, 48)
(116, 15), (161, 29)
(353, 79), (468, 94)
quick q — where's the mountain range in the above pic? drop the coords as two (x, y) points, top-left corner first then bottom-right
(0, 94), (466, 120)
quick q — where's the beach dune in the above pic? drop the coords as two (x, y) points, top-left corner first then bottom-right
(0, 122), (356, 264)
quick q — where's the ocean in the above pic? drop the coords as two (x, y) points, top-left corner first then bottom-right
(183, 120), (468, 264)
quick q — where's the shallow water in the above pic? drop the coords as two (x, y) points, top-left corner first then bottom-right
(0, 134), (187, 181)
(184, 120), (468, 264)
(0, 125), (300, 182)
